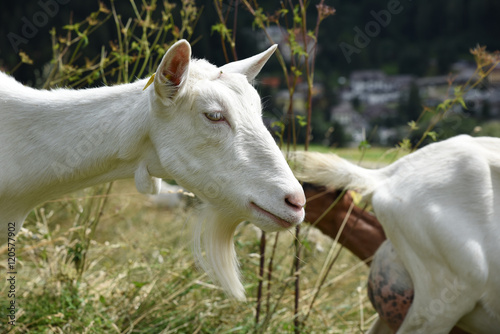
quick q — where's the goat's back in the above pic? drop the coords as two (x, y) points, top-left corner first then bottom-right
(371, 135), (500, 332)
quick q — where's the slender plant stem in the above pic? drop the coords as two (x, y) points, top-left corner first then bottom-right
(293, 225), (301, 334)
(266, 232), (280, 315)
(256, 230), (266, 325)
(231, 0), (239, 60)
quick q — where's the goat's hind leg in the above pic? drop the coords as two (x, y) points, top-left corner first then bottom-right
(367, 316), (393, 334)
(395, 284), (474, 334)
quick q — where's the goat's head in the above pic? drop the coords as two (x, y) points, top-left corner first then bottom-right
(143, 40), (305, 299)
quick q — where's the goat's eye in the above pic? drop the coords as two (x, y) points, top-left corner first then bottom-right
(205, 112), (225, 122)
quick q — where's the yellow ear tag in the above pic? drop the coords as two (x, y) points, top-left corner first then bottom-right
(143, 72), (156, 91)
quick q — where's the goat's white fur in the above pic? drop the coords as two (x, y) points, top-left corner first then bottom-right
(0, 40), (305, 301)
(294, 135), (500, 333)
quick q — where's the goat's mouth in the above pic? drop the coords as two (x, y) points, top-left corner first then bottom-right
(250, 202), (293, 229)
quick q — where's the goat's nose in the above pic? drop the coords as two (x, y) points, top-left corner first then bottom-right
(285, 192), (306, 211)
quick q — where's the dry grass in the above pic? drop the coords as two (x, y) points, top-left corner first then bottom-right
(0, 178), (376, 333)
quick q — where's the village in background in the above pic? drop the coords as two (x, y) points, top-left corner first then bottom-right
(261, 37), (500, 147)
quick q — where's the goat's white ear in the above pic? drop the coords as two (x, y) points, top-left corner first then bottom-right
(219, 44), (277, 82)
(154, 39), (191, 100)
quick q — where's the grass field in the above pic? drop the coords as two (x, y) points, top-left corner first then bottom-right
(0, 147), (397, 333)
(297, 144), (407, 167)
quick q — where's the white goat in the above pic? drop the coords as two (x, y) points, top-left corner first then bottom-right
(294, 135), (500, 333)
(0, 40), (305, 300)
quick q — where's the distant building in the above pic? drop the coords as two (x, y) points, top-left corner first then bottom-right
(330, 101), (368, 143)
(342, 70), (414, 105)
(274, 81), (324, 116)
(488, 63), (500, 87)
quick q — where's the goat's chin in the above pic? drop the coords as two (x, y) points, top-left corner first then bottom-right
(193, 206), (246, 301)
(253, 219), (291, 233)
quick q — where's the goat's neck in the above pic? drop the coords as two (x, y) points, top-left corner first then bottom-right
(3, 78), (160, 210)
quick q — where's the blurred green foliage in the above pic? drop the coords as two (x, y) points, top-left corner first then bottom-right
(3, 0), (500, 83)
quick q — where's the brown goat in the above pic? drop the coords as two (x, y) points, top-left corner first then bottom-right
(303, 182), (385, 264)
